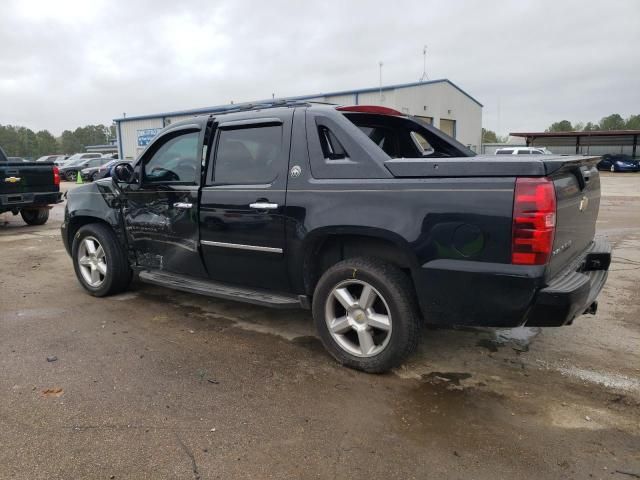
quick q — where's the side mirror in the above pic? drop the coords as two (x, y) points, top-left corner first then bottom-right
(112, 162), (135, 183)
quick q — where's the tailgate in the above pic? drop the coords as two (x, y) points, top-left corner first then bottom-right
(0, 163), (58, 194)
(545, 156), (601, 279)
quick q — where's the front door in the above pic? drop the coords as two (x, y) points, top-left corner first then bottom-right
(199, 114), (292, 291)
(121, 127), (207, 277)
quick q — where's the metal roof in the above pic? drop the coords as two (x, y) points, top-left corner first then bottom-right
(511, 130), (640, 138)
(114, 78), (482, 123)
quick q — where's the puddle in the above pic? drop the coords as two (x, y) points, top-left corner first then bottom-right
(422, 371), (472, 386)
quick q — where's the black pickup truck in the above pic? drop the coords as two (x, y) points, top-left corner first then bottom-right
(61, 102), (610, 372)
(0, 146), (62, 225)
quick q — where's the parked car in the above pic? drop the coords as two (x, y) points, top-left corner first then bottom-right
(596, 153), (640, 172)
(7, 156), (28, 162)
(62, 102), (610, 373)
(80, 159), (123, 182)
(36, 154), (67, 163)
(60, 156), (112, 181)
(92, 160), (131, 181)
(102, 153), (119, 159)
(495, 147), (551, 155)
(57, 153), (102, 171)
(1, 146), (62, 225)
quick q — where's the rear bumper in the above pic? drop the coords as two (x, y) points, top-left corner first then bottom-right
(0, 191), (62, 212)
(526, 237), (611, 326)
(413, 237), (611, 327)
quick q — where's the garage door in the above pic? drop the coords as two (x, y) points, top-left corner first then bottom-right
(439, 118), (456, 138)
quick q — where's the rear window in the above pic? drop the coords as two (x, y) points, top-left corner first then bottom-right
(496, 149), (513, 155)
(357, 126), (398, 157)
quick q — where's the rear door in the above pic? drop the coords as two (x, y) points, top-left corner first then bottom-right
(199, 113), (292, 291)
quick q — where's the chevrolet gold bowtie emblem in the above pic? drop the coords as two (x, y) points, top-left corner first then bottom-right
(4, 176), (21, 183)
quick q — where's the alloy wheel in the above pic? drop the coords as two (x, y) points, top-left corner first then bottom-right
(77, 236), (107, 287)
(324, 279), (392, 357)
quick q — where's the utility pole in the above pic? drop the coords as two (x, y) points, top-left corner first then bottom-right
(379, 61), (383, 103)
(419, 45), (428, 82)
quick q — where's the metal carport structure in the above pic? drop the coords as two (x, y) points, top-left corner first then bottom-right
(509, 130), (640, 158)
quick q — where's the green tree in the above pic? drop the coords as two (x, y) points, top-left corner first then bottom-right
(35, 130), (58, 156)
(598, 114), (625, 131)
(482, 128), (508, 143)
(482, 128), (498, 143)
(583, 122), (597, 132)
(546, 120), (573, 132)
(625, 114), (640, 130)
(59, 130), (81, 154)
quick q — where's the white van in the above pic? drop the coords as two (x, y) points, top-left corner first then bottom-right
(495, 147), (552, 155)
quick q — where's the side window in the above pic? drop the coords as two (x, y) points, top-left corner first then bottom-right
(318, 126), (348, 160)
(87, 159), (101, 168)
(517, 150), (531, 155)
(410, 131), (434, 156)
(214, 126), (282, 184)
(496, 149), (513, 155)
(144, 131), (199, 183)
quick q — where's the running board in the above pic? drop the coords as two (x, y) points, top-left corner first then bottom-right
(138, 270), (302, 309)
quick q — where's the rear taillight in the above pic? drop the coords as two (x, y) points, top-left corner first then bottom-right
(511, 177), (556, 265)
(53, 166), (60, 186)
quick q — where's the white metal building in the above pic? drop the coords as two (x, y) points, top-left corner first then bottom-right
(114, 79), (483, 160)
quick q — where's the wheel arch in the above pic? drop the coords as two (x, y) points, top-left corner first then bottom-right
(65, 211), (127, 256)
(299, 227), (419, 296)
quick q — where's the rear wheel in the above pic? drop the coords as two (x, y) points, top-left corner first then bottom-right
(312, 257), (421, 373)
(610, 165), (616, 172)
(67, 171), (78, 181)
(20, 208), (49, 225)
(72, 223), (132, 296)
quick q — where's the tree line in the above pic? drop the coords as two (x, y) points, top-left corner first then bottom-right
(0, 124), (116, 158)
(546, 113), (640, 133)
(483, 113), (640, 144)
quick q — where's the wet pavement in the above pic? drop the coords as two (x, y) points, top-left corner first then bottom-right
(1, 174), (639, 479)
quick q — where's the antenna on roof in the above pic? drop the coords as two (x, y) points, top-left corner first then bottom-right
(378, 61), (384, 103)
(419, 45), (429, 82)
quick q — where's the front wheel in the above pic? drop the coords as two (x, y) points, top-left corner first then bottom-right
(72, 223), (132, 296)
(67, 171), (77, 181)
(312, 258), (421, 373)
(20, 208), (49, 225)
(610, 165), (616, 172)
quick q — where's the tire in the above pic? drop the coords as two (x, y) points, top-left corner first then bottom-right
(20, 208), (49, 225)
(71, 223), (132, 297)
(312, 257), (421, 373)
(610, 165), (616, 172)
(67, 171), (77, 181)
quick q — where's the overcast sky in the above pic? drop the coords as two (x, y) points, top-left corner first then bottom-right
(1, 0), (638, 136)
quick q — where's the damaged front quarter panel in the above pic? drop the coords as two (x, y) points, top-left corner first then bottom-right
(62, 180), (130, 257)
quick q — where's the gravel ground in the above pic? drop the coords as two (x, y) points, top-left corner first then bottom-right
(1, 173), (638, 479)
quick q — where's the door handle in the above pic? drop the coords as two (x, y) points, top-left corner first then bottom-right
(249, 202), (278, 210)
(173, 202), (193, 209)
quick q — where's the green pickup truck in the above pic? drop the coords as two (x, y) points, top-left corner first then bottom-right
(0, 145), (62, 225)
